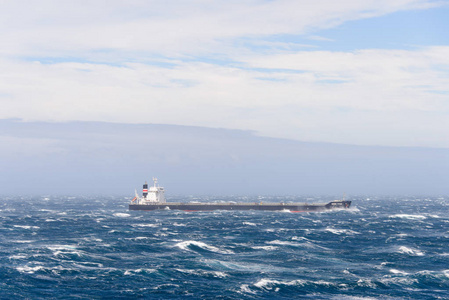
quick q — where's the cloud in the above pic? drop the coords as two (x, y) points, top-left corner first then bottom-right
(0, 0), (448, 147)
(1, 43), (449, 147)
(0, 0), (444, 57)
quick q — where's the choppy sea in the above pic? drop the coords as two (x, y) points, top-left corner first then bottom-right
(1, 195), (449, 299)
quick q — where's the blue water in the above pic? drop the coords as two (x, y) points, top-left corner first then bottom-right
(1, 196), (449, 299)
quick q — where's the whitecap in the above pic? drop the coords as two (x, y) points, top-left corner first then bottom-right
(124, 268), (156, 275)
(48, 245), (77, 251)
(267, 239), (328, 250)
(53, 250), (82, 257)
(132, 223), (159, 227)
(16, 265), (45, 274)
(113, 213), (130, 218)
(389, 214), (426, 220)
(175, 240), (234, 254)
(291, 236), (311, 241)
(254, 278), (306, 290)
(252, 246), (278, 251)
(47, 245), (82, 257)
(73, 262), (104, 269)
(208, 260), (290, 273)
(380, 276), (418, 286)
(243, 221), (257, 226)
(333, 296), (378, 300)
(325, 228), (348, 235)
(390, 269), (409, 275)
(397, 246), (424, 256)
(239, 284), (257, 295)
(13, 225), (40, 229)
(266, 240), (301, 246)
(176, 268), (228, 278)
(9, 255), (27, 259)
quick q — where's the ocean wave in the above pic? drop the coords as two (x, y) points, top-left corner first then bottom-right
(72, 262), (105, 269)
(379, 275), (418, 286)
(3, 196), (449, 299)
(325, 228), (360, 235)
(243, 221), (257, 226)
(124, 236), (151, 241)
(9, 255), (27, 260)
(176, 268), (228, 278)
(267, 239), (329, 250)
(16, 265), (46, 274)
(132, 223), (159, 227)
(16, 263), (119, 275)
(356, 278), (378, 289)
(254, 278), (305, 290)
(205, 260), (290, 273)
(266, 240), (302, 247)
(47, 245), (83, 257)
(253, 278), (339, 291)
(124, 268), (156, 275)
(291, 236), (313, 242)
(389, 214), (426, 220)
(173, 222), (186, 226)
(239, 284), (257, 295)
(13, 225), (39, 229)
(332, 296), (378, 300)
(389, 269), (410, 275)
(411, 269), (449, 281)
(397, 246), (425, 256)
(175, 240), (234, 254)
(113, 213), (131, 218)
(252, 245), (278, 251)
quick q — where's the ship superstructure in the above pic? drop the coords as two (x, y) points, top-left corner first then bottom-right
(131, 178), (166, 204)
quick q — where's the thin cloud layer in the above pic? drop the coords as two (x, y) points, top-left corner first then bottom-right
(1, 0), (443, 56)
(0, 0), (448, 147)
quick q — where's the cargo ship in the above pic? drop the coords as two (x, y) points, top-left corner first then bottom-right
(129, 178), (351, 212)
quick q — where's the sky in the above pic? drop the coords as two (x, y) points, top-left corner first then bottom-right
(1, 120), (447, 195)
(1, 0), (448, 148)
(0, 1), (448, 196)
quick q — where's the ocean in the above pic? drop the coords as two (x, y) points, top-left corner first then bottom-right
(1, 196), (448, 299)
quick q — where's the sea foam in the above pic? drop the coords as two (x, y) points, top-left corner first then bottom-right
(175, 240), (234, 254)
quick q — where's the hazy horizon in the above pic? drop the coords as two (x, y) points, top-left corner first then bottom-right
(1, 119), (447, 196)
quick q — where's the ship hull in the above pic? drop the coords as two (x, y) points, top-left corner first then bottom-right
(129, 200), (351, 212)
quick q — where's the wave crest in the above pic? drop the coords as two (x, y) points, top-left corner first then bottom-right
(175, 240), (234, 254)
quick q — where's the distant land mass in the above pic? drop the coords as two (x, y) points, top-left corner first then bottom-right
(0, 119), (447, 196)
